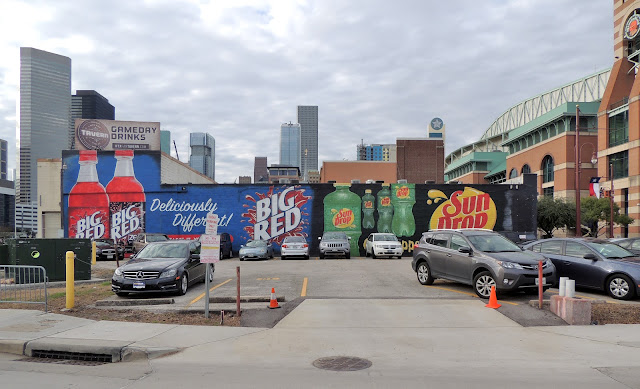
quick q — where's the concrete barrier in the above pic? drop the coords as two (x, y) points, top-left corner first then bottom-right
(550, 295), (592, 325)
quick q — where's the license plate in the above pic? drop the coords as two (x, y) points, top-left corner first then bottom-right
(107, 255), (113, 259)
(535, 277), (546, 285)
(133, 281), (145, 289)
(386, 251), (394, 254)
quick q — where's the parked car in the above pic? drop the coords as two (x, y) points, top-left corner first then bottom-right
(318, 231), (351, 259)
(239, 240), (274, 261)
(131, 233), (170, 253)
(609, 237), (640, 255)
(523, 238), (640, 300)
(365, 233), (403, 259)
(281, 235), (309, 260)
(220, 232), (233, 259)
(412, 229), (556, 298)
(111, 240), (213, 296)
(93, 239), (124, 260)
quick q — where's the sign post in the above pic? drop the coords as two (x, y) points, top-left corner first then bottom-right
(201, 213), (220, 318)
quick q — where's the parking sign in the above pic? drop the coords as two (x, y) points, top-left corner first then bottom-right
(200, 234), (220, 263)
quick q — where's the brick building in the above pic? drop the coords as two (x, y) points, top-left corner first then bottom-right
(396, 138), (445, 184)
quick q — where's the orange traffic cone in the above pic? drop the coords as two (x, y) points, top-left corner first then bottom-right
(268, 287), (280, 309)
(485, 286), (501, 309)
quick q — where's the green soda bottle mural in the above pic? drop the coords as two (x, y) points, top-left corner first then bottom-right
(376, 184), (393, 233)
(324, 184), (362, 254)
(362, 189), (375, 229)
(391, 182), (416, 237)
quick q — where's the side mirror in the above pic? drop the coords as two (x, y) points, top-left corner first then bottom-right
(584, 253), (598, 260)
(458, 246), (472, 254)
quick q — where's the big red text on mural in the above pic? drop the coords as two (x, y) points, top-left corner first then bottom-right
(255, 186), (303, 240)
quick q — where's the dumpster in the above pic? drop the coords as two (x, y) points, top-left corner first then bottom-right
(5, 238), (91, 282)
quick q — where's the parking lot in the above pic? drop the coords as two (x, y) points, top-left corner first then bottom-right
(94, 255), (640, 325)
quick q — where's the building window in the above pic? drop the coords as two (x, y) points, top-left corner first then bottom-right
(521, 164), (531, 174)
(509, 168), (518, 179)
(609, 150), (628, 179)
(543, 187), (554, 197)
(609, 110), (629, 147)
(542, 155), (554, 183)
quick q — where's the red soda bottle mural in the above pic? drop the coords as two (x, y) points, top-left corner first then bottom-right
(107, 150), (146, 246)
(68, 150), (109, 239)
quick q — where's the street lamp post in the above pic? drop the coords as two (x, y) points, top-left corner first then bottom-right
(575, 106), (581, 237)
(610, 163), (615, 238)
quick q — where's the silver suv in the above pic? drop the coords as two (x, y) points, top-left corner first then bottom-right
(318, 231), (351, 259)
(411, 229), (557, 298)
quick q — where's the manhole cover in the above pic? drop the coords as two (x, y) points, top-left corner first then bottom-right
(312, 356), (372, 371)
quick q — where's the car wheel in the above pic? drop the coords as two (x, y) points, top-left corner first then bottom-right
(371, 251), (376, 259)
(319, 252), (325, 259)
(207, 264), (215, 283)
(178, 273), (188, 296)
(607, 274), (634, 300)
(281, 255), (286, 260)
(346, 252), (350, 259)
(304, 255), (309, 260)
(473, 271), (496, 298)
(416, 262), (434, 285)
(239, 257), (244, 261)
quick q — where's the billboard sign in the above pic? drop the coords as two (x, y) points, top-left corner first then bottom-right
(75, 119), (161, 151)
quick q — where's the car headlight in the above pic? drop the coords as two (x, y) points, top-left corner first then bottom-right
(96, 248), (102, 255)
(114, 267), (123, 277)
(160, 269), (177, 278)
(497, 261), (523, 269)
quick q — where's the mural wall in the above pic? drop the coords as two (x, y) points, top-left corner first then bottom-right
(62, 150), (538, 256)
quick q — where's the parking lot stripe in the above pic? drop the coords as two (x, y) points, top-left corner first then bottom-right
(301, 277), (308, 297)
(187, 278), (233, 307)
(424, 285), (519, 305)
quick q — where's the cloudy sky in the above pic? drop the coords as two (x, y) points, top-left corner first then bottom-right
(0, 0), (614, 183)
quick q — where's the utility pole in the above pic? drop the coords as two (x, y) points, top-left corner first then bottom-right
(610, 163), (615, 238)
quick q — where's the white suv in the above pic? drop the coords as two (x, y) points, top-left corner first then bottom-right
(365, 233), (403, 259)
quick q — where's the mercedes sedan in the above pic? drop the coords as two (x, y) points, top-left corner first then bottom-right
(111, 240), (214, 296)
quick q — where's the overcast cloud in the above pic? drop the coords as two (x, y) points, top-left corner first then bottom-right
(0, 0), (613, 183)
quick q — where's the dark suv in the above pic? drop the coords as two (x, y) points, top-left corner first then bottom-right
(411, 229), (557, 298)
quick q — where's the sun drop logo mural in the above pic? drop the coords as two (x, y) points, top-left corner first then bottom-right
(428, 187), (497, 230)
(332, 208), (355, 228)
(241, 185), (312, 244)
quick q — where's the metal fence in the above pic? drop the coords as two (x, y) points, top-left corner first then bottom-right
(0, 265), (48, 312)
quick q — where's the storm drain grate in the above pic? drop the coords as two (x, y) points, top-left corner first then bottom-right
(312, 356), (372, 371)
(28, 350), (113, 364)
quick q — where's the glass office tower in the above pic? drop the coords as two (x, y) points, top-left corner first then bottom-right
(189, 132), (215, 180)
(297, 105), (318, 180)
(18, 47), (72, 205)
(280, 122), (301, 168)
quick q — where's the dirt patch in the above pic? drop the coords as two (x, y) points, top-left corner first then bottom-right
(591, 302), (640, 325)
(1, 267), (240, 327)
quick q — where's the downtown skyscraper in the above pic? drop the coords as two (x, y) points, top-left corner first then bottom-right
(189, 132), (216, 181)
(279, 122), (301, 168)
(297, 105), (318, 179)
(18, 47), (72, 204)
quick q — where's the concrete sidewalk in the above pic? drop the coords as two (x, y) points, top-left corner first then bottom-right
(2, 298), (640, 383)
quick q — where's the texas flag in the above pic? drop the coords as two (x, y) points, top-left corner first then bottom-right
(589, 177), (601, 198)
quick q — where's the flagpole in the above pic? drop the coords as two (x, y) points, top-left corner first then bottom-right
(575, 105), (581, 237)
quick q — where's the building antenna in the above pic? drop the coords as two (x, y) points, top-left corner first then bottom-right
(173, 140), (180, 161)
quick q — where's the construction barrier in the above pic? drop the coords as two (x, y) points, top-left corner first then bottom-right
(0, 265), (48, 312)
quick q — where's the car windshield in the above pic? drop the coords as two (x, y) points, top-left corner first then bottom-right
(323, 232), (347, 240)
(284, 236), (306, 243)
(467, 234), (521, 252)
(376, 234), (397, 242)
(137, 243), (188, 258)
(586, 242), (635, 259)
(147, 235), (169, 242)
(246, 240), (267, 248)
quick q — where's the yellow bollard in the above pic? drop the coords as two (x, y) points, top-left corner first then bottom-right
(91, 241), (96, 265)
(66, 251), (74, 309)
